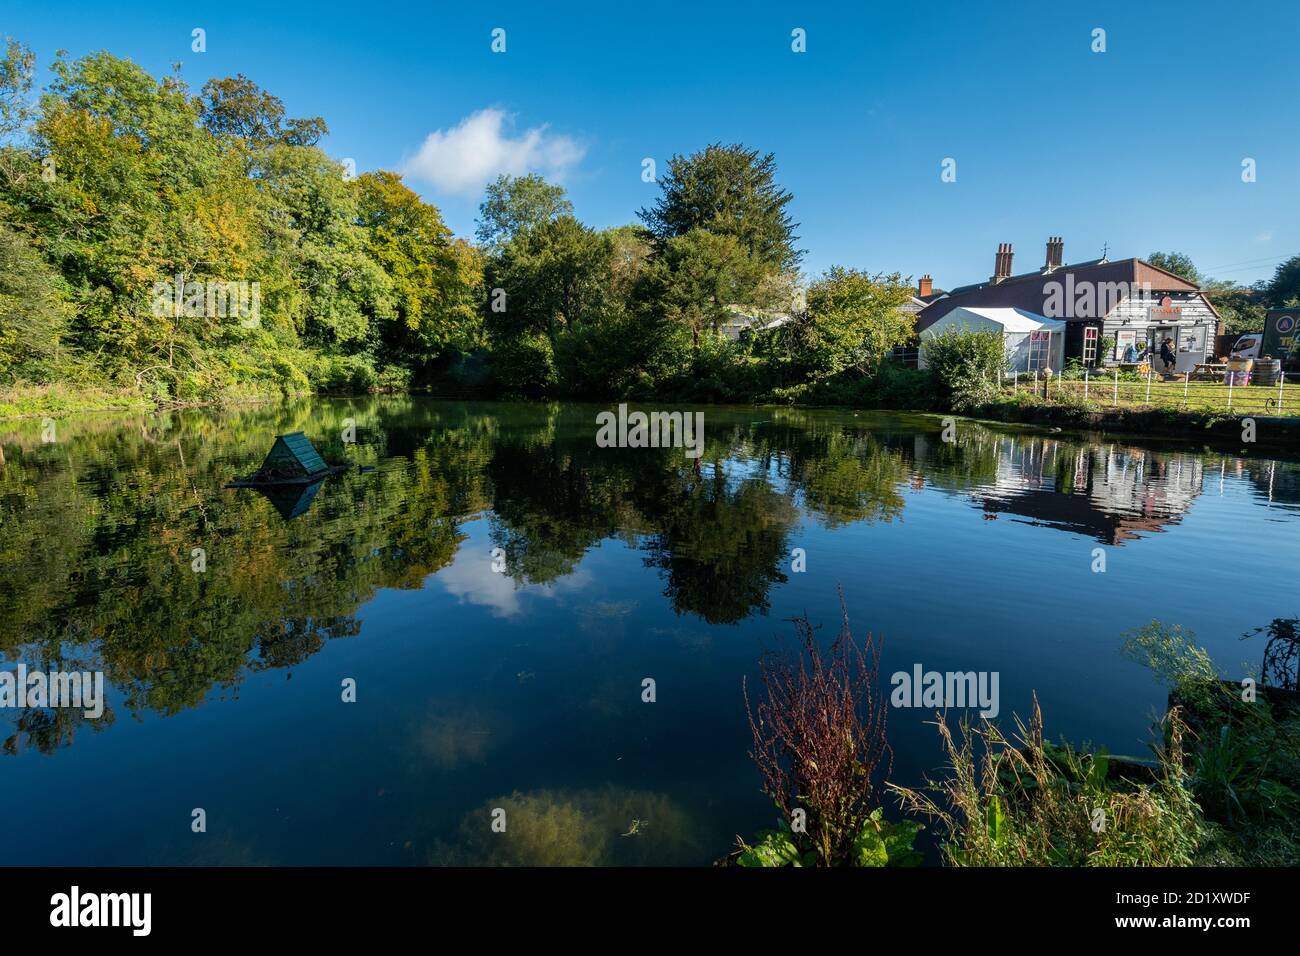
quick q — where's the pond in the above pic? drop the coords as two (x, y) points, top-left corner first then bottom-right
(1, 398), (1296, 865)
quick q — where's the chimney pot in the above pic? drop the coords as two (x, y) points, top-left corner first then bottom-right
(993, 242), (1014, 282)
(1044, 236), (1064, 271)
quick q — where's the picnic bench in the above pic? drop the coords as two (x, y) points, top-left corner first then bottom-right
(1190, 363), (1226, 382)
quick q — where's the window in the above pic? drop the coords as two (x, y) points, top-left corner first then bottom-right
(1181, 326), (1206, 356)
(1028, 331), (1051, 370)
(1082, 326), (1099, 366)
(1115, 330), (1137, 360)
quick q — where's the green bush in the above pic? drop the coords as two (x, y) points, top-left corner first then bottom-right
(921, 327), (1006, 411)
(490, 330), (558, 396)
(868, 362), (938, 409)
(1123, 620), (1300, 862)
(737, 808), (922, 867)
(311, 354), (379, 393)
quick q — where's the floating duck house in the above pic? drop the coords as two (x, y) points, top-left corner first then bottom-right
(259, 431), (329, 478)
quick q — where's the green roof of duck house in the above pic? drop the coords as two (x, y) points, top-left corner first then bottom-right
(260, 432), (328, 477)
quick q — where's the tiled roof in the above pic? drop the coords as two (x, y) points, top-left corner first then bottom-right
(915, 258), (1204, 332)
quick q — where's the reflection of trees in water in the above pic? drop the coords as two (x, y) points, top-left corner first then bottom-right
(429, 786), (702, 866)
(0, 401), (494, 750)
(485, 431), (643, 585)
(641, 466), (796, 624)
(1, 400), (1270, 752)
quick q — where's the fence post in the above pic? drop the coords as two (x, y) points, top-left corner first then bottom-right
(1146, 370), (1152, 403)
(1013, 370), (1018, 393)
(1280, 370), (1286, 412)
(1113, 368), (1119, 406)
(1084, 368), (1089, 400)
(1183, 371), (1190, 407)
(1227, 374), (1234, 411)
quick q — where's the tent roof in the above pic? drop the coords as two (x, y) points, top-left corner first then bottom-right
(922, 306), (1065, 336)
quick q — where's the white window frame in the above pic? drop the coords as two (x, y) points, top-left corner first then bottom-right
(1082, 326), (1099, 366)
(1027, 331), (1051, 370)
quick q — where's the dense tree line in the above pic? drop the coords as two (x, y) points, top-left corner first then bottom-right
(0, 41), (918, 407)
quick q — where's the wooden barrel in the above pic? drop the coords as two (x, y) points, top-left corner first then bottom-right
(1255, 358), (1282, 386)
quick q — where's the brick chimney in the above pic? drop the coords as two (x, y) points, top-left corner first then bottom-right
(918, 274), (933, 297)
(1043, 236), (1064, 272)
(991, 242), (1014, 283)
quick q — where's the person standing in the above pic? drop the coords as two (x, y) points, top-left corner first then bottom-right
(1159, 337), (1177, 373)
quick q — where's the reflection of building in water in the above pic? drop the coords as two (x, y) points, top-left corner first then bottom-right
(1240, 458), (1300, 508)
(917, 432), (1204, 544)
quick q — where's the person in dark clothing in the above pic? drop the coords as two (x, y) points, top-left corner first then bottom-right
(1159, 337), (1177, 373)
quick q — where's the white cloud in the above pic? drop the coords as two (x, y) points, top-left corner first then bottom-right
(1256, 231), (1273, 243)
(401, 108), (585, 197)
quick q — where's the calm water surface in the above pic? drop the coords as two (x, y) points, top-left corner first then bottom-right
(1, 398), (1297, 865)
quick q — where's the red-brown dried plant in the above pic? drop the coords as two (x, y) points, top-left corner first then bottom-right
(743, 588), (891, 865)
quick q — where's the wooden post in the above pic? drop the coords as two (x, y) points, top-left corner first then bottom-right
(1183, 371), (1190, 407)
(1227, 374), (1234, 411)
(1084, 368), (1089, 400)
(1280, 370), (1286, 412)
(1113, 368), (1119, 406)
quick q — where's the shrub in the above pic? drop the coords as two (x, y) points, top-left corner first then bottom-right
(374, 364), (412, 393)
(868, 362), (938, 410)
(490, 330), (558, 396)
(1124, 620), (1300, 841)
(311, 354), (379, 393)
(922, 327), (1006, 411)
(741, 590), (901, 866)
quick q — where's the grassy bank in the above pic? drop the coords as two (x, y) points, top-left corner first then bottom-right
(0, 383), (156, 420)
(11, 376), (1300, 462)
(966, 391), (1300, 453)
(0, 382), (298, 421)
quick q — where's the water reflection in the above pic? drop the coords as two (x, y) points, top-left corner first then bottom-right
(919, 432), (1205, 544)
(250, 479), (326, 520)
(0, 399), (1296, 759)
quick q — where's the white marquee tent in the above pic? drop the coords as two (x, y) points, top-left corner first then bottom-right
(919, 307), (1065, 374)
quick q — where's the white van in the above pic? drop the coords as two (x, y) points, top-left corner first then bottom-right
(1230, 333), (1263, 360)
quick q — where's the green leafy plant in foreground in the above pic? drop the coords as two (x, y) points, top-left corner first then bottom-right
(737, 808), (922, 867)
(1124, 620), (1300, 848)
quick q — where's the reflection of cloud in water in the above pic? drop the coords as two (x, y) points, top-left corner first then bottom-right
(428, 786), (703, 866)
(435, 550), (592, 618)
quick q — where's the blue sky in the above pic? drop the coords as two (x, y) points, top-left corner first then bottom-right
(6, 0), (1297, 288)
